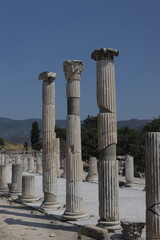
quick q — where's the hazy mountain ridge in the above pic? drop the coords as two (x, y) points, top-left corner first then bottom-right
(0, 117), (151, 144)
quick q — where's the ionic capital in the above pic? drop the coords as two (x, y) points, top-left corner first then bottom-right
(91, 48), (119, 61)
(63, 60), (83, 80)
(38, 71), (57, 82)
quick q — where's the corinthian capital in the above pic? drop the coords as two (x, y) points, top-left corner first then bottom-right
(91, 48), (119, 61)
(38, 71), (57, 82)
(63, 60), (83, 80)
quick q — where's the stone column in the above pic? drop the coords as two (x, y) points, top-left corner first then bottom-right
(38, 71), (60, 210)
(145, 132), (160, 239)
(36, 155), (42, 174)
(86, 157), (98, 183)
(56, 138), (61, 178)
(20, 175), (38, 203)
(10, 164), (23, 196)
(125, 155), (134, 187)
(91, 48), (120, 230)
(28, 157), (35, 172)
(22, 156), (28, 171)
(0, 165), (9, 194)
(1, 155), (5, 165)
(62, 60), (88, 220)
(15, 155), (21, 164)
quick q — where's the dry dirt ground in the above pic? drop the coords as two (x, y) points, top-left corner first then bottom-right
(0, 196), (92, 240)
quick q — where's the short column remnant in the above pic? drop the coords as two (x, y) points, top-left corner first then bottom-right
(86, 157), (98, 183)
(145, 132), (160, 239)
(0, 165), (9, 194)
(39, 71), (60, 210)
(56, 138), (61, 178)
(62, 60), (88, 220)
(10, 164), (23, 196)
(28, 157), (35, 172)
(22, 156), (28, 171)
(20, 175), (38, 203)
(91, 48), (120, 230)
(15, 155), (21, 164)
(125, 155), (134, 187)
(0, 155), (5, 165)
(36, 155), (42, 175)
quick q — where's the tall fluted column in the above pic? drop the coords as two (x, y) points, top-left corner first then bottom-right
(91, 48), (120, 230)
(62, 60), (88, 220)
(145, 132), (160, 239)
(39, 71), (60, 210)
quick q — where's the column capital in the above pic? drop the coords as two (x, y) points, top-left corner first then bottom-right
(63, 60), (83, 80)
(38, 71), (57, 82)
(91, 48), (119, 61)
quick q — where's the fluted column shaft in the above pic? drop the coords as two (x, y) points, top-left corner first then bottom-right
(10, 164), (23, 196)
(91, 48), (120, 230)
(145, 132), (160, 239)
(62, 60), (88, 220)
(39, 71), (59, 209)
(0, 165), (9, 194)
(20, 175), (38, 203)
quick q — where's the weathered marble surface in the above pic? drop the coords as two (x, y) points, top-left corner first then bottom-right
(91, 48), (120, 230)
(62, 60), (88, 220)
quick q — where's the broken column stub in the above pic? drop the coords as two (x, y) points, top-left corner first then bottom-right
(62, 60), (88, 220)
(145, 132), (160, 239)
(91, 48), (120, 230)
(10, 164), (23, 196)
(86, 157), (98, 183)
(56, 138), (61, 178)
(20, 175), (38, 203)
(0, 165), (9, 194)
(125, 155), (134, 187)
(39, 71), (60, 210)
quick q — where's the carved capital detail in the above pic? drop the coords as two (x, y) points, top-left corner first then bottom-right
(38, 71), (57, 82)
(91, 48), (119, 61)
(63, 60), (83, 80)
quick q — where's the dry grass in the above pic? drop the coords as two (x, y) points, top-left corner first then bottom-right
(2, 142), (31, 150)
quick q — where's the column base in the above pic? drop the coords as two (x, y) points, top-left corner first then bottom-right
(41, 201), (60, 211)
(20, 195), (39, 203)
(0, 188), (9, 195)
(62, 210), (89, 221)
(10, 191), (22, 197)
(125, 183), (134, 187)
(86, 178), (98, 184)
(98, 219), (121, 231)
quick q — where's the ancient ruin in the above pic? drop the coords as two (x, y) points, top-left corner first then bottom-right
(145, 132), (160, 239)
(39, 71), (60, 210)
(91, 48), (120, 230)
(62, 60), (88, 220)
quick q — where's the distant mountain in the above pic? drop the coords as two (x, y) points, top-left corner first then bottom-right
(0, 117), (151, 144)
(117, 118), (151, 129)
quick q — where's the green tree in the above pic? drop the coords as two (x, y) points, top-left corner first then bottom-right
(81, 115), (99, 160)
(0, 138), (5, 147)
(30, 121), (41, 150)
(143, 117), (160, 132)
(55, 126), (66, 159)
(24, 141), (28, 151)
(117, 127), (145, 172)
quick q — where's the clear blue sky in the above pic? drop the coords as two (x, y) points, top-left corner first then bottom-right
(0, 0), (159, 121)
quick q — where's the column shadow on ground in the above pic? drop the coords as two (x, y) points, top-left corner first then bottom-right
(0, 209), (49, 220)
(4, 218), (79, 232)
